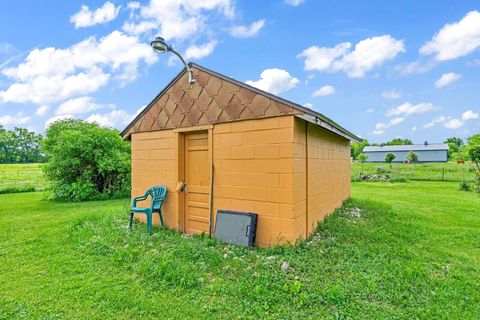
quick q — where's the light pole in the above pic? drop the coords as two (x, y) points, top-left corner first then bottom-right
(150, 36), (195, 86)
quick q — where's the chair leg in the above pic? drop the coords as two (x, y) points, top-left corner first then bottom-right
(159, 209), (164, 226)
(147, 212), (152, 235)
(129, 212), (134, 229)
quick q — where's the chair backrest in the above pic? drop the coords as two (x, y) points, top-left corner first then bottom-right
(147, 186), (167, 210)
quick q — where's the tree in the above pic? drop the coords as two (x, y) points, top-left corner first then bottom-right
(42, 119), (131, 201)
(445, 137), (463, 147)
(445, 137), (464, 159)
(469, 146), (480, 195)
(467, 134), (480, 146)
(407, 151), (419, 163)
(385, 138), (412, 146)
(357, 152), (368, 175)
(0, 126), (45, 163)
(457, 134), (480, 162)
(351, 139), (369, 160)
(407, 151), (419, 174)
(385, 153), (396, 168)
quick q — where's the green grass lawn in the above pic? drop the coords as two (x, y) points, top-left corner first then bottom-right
(351, 161), (474, 182)
(0, 163), (46, 193)
(0, 182), (479, 319)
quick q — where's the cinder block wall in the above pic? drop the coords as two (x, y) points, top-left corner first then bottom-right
(131, 130), (178, 227)
(293, 117), (351, 237)
(213, 116), (297, 247)
(130, 116), (298, 244)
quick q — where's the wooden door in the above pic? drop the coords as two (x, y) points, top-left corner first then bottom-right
(184, 131), (210, 234)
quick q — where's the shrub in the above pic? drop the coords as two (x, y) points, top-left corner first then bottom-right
(469, 146), (480, 196)
(407, 151), (419, 163)
(357, 153), (368, 175)
(42, 119), (131, 201)
(354, 173), (407, 183)
(459, 181), (471, 192)
(0, 186), (36, 194)
(472, 168), (480, 196)
(385, 153), (396, 168)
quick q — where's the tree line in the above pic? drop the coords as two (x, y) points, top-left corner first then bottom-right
(0, 126), (46, 164)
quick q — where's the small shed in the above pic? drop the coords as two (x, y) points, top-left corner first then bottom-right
(363, 143), (449, 163)
(121, 63), (361, 247)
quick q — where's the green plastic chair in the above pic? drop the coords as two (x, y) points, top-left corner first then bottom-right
(129, 186), (168, 234)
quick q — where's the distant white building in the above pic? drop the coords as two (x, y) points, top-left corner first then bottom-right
(363, 143), (449, 163)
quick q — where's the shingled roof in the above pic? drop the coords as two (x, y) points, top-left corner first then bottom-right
(121, 63), (361, 142)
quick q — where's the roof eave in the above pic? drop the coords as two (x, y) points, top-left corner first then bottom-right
(295, 114), (362, 142)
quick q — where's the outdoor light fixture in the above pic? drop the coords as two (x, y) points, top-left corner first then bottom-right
(151, 36), (195, 86)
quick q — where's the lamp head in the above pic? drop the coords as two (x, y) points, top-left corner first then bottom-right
(151, 36), (170, 53)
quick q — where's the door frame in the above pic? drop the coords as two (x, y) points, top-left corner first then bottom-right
(175, 125), (213, 233)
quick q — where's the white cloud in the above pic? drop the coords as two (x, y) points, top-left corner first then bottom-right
(387, 102), (435, 117)
(372, 117), (405, 135)
(245, 68), (299, 95)
(312, 85), (335, 97)
(443, 118), (464, 129)
(395, 59), (435, 76)
(433, 115), (448, 123)
(304, 74), (315, 84)
(0, 113), (31, 126)
(127, 1), (141, 10)
(284, 0), (304, 6)
(122, 21), (157, 35)
(366, 108), (374, 113)
(461, 110), (479, 121)
(0, 31), (157, 105)
(123, 0), (234, 40)
(0, 42), (15, 55)
(0, 67), (110, 105)
(35, 105), (49, 117)
(45, 114), (74, 128)
(56, 97), (105, 115)
(423, 114), (470, 129)
(86, 109), (136, 129)
(411, 126), (417, 132)
(70, 1), (121, 28)
(435, 72), (461, 88)
(298, 35), (405, 78)
(303, 103), (314, 108)
(184, 41), (218, 60)
(230, 19), (265, 38)
(299, 42), (350, 72)
(390, 117), (405, 126)
(420, 11), (480, 61)
(381, 90), (402, 99)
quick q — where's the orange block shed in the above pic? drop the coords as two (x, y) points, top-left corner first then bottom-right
(121, 63), (361, 247)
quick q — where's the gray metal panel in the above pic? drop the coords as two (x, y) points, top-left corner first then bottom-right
(363, 143), (449, 152)
(364, 150), (448, 162)
(215, 210), (257, 247)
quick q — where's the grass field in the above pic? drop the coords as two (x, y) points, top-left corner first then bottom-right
(1, 181), (479, 319)
(0, 163), (46, 193)
(351, 161), (474, 182)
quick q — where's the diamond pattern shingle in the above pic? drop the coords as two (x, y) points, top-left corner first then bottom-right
(123, 66), (302, 138)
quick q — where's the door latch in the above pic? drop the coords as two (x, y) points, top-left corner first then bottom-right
(175, 180), (187, 193)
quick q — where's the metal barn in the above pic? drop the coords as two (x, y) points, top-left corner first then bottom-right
(363, 143), (449, 163)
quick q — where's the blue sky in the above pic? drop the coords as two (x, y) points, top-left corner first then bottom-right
(0, 0), (479, 143)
